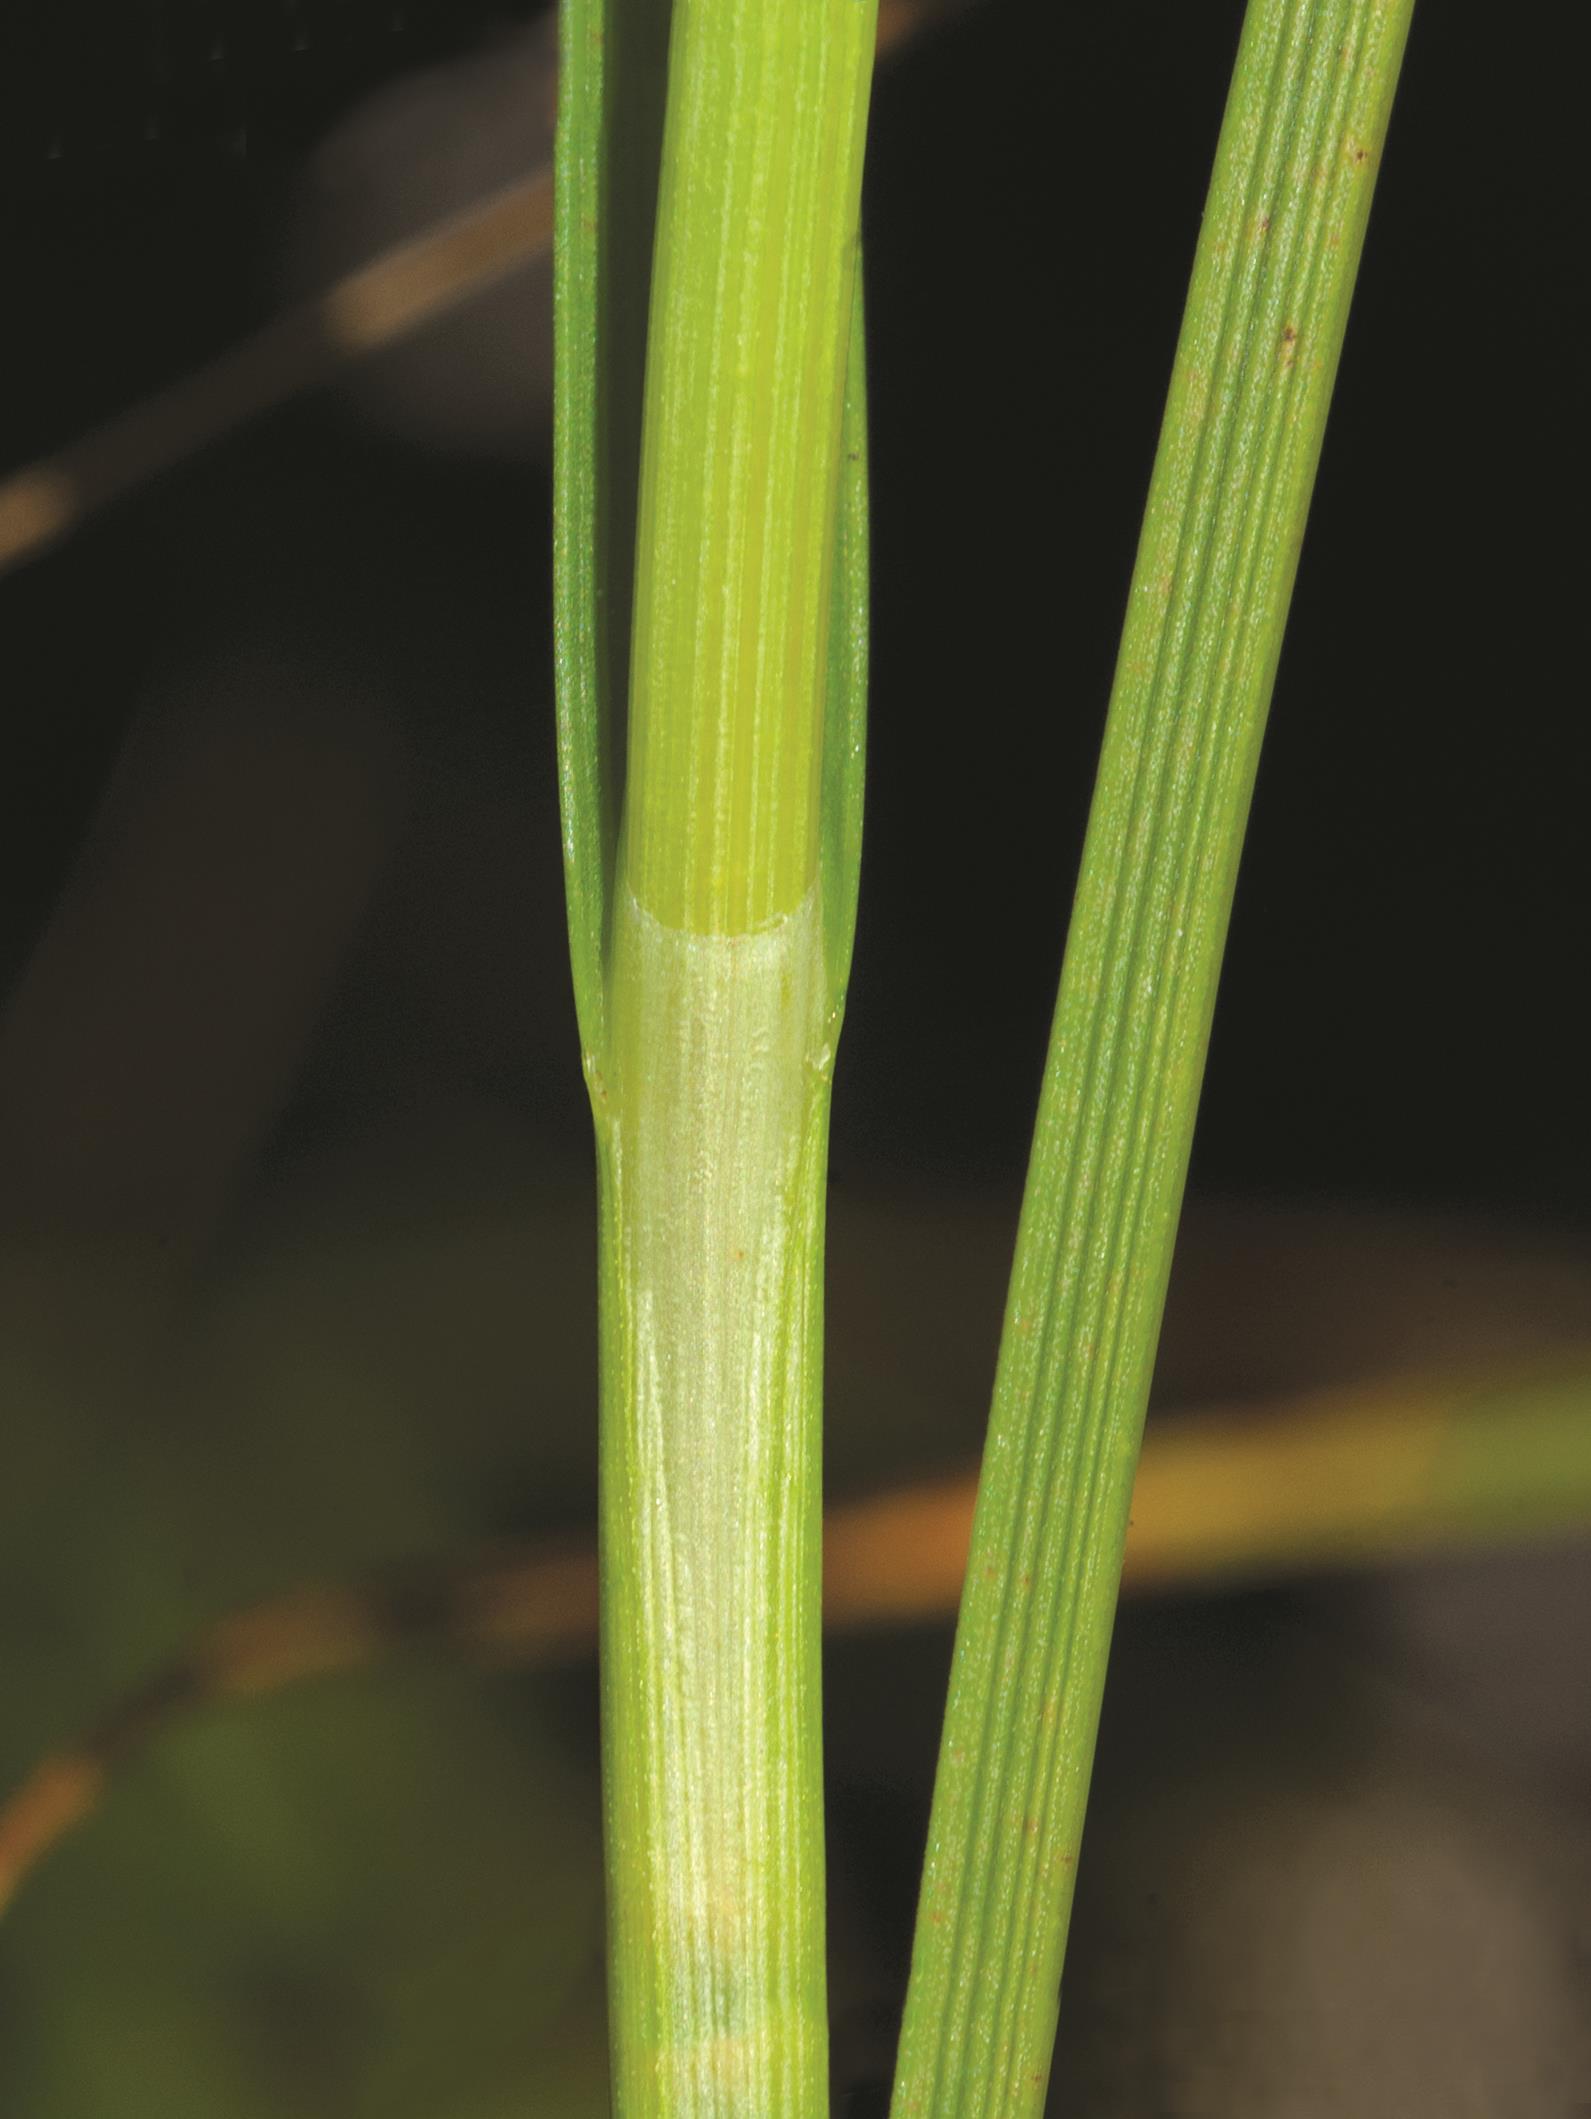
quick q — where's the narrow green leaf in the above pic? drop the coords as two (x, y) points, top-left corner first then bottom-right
(552, 0), (673, 1070)
(821, 275), (870, 1015)
(891, 5), (1417, 2115)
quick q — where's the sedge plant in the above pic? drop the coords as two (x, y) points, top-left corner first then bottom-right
(554, 0), (1414, 2112)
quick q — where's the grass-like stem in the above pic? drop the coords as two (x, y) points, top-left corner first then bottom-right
(555, 0), (875, 2107)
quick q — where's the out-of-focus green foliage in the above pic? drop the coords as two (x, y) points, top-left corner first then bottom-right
(0, 1123), (608, 2116)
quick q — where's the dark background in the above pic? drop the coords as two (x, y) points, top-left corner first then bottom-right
(1, 0), (1584, 1226)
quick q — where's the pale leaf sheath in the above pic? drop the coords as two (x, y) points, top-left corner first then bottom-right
(600, 886), (832, 2116)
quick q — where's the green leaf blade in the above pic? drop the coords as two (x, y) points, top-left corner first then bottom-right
(821, 274), (871, 1017)
(891, 6), (1417, 2115)
(552, 0), (674, 1073)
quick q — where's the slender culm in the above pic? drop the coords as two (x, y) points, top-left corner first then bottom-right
(553, 0), (875, 2109)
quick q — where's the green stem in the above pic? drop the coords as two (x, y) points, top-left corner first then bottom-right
(891, 5), (1416, 2115)
(559, 0), (877, 2109)
(624, 0), (876, 936)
